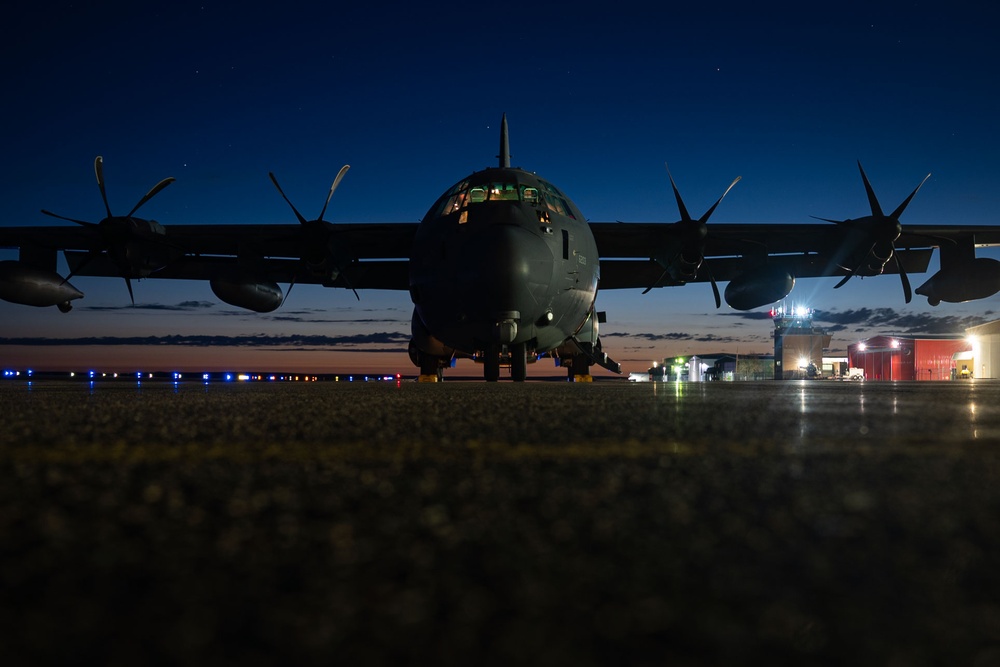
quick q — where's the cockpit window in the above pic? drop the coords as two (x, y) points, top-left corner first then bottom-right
(433, 180), (470, 218)
(537, 178), (575, 219)
(488, 183), (519, 201)
(427, 176), (575, 221)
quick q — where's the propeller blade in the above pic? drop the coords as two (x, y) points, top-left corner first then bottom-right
(857, 161), (884, 218)
(698, 176), (742, 224)
(707, 267), (722, 308)
(62, 249), (100, 284)
(269, 172), (309, 225)
(810, 215), (855, 226)
(124, 276), (135, 305)
(834, 239), (877, 290)
(41, 209), (98, 226)
(833, 273), (854, 289)
(94, 156), (113, 219)
(642, 268), (668, 295)
(281, 273), (298, 308)
(665, 164), (693, 222)
(317, 164), (350, 222)
(889, 173), (931, 221)
(125, 176), (176, 218)
(893, 248), (912, 303)
(338, 263), (360, 301)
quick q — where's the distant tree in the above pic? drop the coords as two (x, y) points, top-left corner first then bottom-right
(736, 356), (773, 380)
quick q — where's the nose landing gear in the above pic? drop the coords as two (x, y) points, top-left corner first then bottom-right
(483, 342), (528, 382)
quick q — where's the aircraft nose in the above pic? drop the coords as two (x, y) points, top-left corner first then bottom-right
(467, 222), (552, 320)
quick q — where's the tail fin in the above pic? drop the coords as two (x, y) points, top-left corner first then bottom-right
(497, 113), (510, 168)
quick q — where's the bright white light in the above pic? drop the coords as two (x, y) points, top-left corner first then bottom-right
(798, 357), (808, 368)
(858, 342), (867, 351)
(794, 306), (809, 317)
(890, 339), (900, 349)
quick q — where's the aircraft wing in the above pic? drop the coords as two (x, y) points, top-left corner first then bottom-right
(591, 222), (1000, 290)
(152, 223), (419, 261)
(599, 249), (935, 289)
(0, 222), (419, 290)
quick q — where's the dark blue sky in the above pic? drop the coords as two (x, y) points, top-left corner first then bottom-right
(3, 1), (999, 373)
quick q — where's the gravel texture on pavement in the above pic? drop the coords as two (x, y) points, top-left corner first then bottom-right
(2, 379), (999, 666)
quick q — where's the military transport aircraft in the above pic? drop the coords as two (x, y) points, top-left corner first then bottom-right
(3, 115), (1000, 381)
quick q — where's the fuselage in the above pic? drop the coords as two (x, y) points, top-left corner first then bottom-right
(408, 167), (599, 359)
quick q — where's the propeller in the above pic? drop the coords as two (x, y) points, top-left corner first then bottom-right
(813, 161), (930, 304)
(269, 165), (358, 303)
(41, 156), (175, 304)
(644, 164), (741, 308)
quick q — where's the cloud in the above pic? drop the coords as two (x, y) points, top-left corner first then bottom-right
(0, 332), (410, 347)
(724, 307), (990, 336)
(812, 308), (988, 334)
(606, 331), (748, 345)
(720, 311), (774, 321)
(267, 315), (407, 324)
(602, 331), (695, 342)
(83, 301), (216, 312)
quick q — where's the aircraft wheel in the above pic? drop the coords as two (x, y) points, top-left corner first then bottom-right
(419, 355), (442, 379)
(567, 354), (591, 381)
(511, 343), (527, 382)
(484, 343), (500, 382)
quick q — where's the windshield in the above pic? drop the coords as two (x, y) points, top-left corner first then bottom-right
(427, 177), (574, 221)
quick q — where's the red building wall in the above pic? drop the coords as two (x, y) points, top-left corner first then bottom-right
(848, 336), (970, 381)
(914, 339), (972, 381)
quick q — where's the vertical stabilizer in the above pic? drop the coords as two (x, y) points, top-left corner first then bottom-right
(497, 113), (510, 168)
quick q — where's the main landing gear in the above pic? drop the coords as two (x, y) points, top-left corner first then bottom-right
(565, 353), (594, 382)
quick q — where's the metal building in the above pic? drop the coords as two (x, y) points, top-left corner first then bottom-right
(965, 320), (1000, 379)
(847, 335), (972, 381)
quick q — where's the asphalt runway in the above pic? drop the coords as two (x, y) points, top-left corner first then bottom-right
(2, 379), (1000, 666)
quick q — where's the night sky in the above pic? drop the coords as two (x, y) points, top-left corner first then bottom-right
(3, 1), (999, 375)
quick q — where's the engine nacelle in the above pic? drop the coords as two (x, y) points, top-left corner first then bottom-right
(724, 267), (795, 310)
(915, 258), (1000, 306)
(210, 275), (283, 313)
(0, 260), (84, 309)
(124, 238), (177, 277)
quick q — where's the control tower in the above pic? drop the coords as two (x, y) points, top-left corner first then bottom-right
(772, 305), (831, 380)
